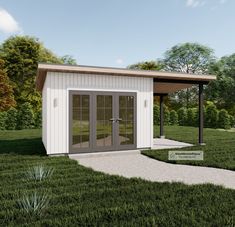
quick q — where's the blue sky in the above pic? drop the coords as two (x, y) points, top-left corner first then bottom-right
(0, 0), (234, 67)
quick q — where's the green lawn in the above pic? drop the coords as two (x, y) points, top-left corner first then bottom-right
(0, 129), (235, 226)
(142, 126), (235, 171)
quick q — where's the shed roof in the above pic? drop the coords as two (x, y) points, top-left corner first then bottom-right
(36, 63), (216, 92)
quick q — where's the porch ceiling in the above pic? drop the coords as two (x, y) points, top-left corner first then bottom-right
(154, 82), (193, 94)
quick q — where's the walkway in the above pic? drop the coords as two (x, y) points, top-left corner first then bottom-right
(70, 150), (235, 190)
(152, 138), (193, 149)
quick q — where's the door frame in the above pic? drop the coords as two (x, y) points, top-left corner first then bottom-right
(69, 90), (137, 154)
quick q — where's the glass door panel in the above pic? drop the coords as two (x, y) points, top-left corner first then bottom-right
(96, 95), (113, 147)
(119, 96), (134, 145)
(70, 91), (136, 153)
(72, 95), (90, 149)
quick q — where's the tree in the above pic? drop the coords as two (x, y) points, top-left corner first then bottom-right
(61, 55), (77, 65)
(206, 54), (235, 113)
(128, 61), (163, 70)
(162, 43), (215, 108)
(39, 47), (63, 64)
(0, 59), (16, 111)
(0, 36), (62, 112)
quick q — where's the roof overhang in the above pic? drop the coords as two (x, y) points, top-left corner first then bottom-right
(36, 63), (216, 93)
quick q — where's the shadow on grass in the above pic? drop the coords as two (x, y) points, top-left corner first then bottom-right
(0, 138), (46, 156)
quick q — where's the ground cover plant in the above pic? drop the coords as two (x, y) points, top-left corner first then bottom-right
(142, 126), (235, 170)
(0, 129), (234, 226)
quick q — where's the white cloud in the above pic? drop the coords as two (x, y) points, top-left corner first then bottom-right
(0, 8), (22, 34)
(186, 0), (206, 8)
(116, 58), (123, 65)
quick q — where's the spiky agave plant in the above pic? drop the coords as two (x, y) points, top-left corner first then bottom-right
(18, 191), (50, 215)
(25, 165), (54, 181)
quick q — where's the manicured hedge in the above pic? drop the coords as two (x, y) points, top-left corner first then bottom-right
(0, 112), (7, 130)
(154, 104), (234, 129)
(0, 103), (41, 130)
(5, 108), (18, 130)
(217, 109), (231, 129)
(205, 102), (218, 128)
(177, 107), (187, 126)
(169, 110), (178, 125)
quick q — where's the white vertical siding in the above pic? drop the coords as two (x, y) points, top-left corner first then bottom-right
(42, 77), (47, 150)
(43, 72), (153, 154)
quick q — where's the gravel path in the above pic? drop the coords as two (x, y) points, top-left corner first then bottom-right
(70, 152), (235, 190)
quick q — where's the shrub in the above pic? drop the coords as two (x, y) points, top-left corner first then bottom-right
(217, 109), (231, 129)
(229, 115), (235, 128)
(153, 105), (160, 125)
(164, 105), (170, 126)
(17, 102), (34, 129)
(177, 107), (187, 126)
(205, 103), (218, 128)
(169, 110), (178, 125)
(18, 191), (50, 215)
(25, 165), (54, 181)
(5, 107), (18, 130)
(194, 107), (206, 127)
(186, 108), (196, 126)
(34, 110), (42, 128)
(0, 111), (7, 130)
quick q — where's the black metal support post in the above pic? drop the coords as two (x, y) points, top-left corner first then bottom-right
(160, 95), (164, 138)
(199, 83), (205, 145)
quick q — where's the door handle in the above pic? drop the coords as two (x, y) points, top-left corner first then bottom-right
(115, 118), (122, 122)
(109, 118), (115, 122)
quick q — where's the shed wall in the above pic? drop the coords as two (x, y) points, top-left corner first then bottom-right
(43, 72), (153, 154)
(42, 78), (47, 150)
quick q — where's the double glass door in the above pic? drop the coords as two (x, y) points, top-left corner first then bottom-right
(69, 91), (136, 153)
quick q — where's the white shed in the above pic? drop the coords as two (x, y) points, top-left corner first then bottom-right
(36, 63), (215, 155)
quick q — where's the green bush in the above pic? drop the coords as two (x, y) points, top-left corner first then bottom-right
(34, 110), (42, 128)
(205, 103), (218, 128)
(153, 105), (160, 125)
(217, 109), (231, 129)
(0, 111), (7, 130)
(186, 108), (196, 126)
(229, 115), (235, 128)
(164, 105), (170, 126)
(5, 107), (18, 130)
(177, 107), (187, 126)
(169, 110), (178, 125)
(194, 107), (206, 127)
(17, 102), (35, 129)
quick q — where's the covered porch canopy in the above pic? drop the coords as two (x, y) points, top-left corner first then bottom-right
(154, 75), (213, 145)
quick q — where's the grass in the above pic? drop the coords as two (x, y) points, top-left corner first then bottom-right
(142, 126), (235, 171)
(0, 129), (235, 226)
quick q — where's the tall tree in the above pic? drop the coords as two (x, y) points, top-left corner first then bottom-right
(128, 61), (163, 70)
(39, 47), (63, 64)
(0, 59), (16, 111)
(0, 36), (62, 111)
(162, 43), (215, 108)
(206, 54), (235, 113)
(61, 55), (77, 65)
